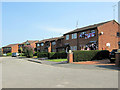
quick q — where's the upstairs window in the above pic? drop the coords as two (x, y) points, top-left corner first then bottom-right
(117, 32), (120, 37)
(41, 43), (44, 46)
(37, 44), (40, 47)
(72, 33), (77, 39)
(52, 41), (56, 45)
(90, 30), (95, 33)
(79, 32), (86, 38)
(66, 35), (69, 40)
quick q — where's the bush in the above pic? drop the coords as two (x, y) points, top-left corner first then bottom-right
(48, 51), (67, 59)
(48, 52), (56, 59)
(73, 50), (109, 62)
(7, 53), (12, 56)
(33, 51), (37, 56)
(37, 52), (48, 58)
(24, 45), (34, 58)
(19, 53), (25, 56)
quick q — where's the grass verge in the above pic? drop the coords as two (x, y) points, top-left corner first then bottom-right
(46, 59), (67, 62)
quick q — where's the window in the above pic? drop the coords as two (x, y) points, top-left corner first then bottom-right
(52, 41), (56, 45)
(66, 35), (69, 40)
(73, 46), (77, 51)
(70, 46), (77, 51)
(117, 32), (120, 37)
(37, 44), (40, 47)
(90, 30), (95, 33)
(72, 33), (77, 39)
(70, 46), (73, 50)
(41, 43), (44, 46)
(79, 32), (86, 38)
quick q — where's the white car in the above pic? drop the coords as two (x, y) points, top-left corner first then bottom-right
(3, 53), (7, 56)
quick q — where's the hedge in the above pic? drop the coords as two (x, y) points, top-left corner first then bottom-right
(73, 50), (109, 62)
(37, 52), (48, 58)
(7, 53), (12, 56)
(48, 51), (67, 59)
(37, 51), (67, 59)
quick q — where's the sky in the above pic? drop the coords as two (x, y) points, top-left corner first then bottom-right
(2, 2), (118, 47)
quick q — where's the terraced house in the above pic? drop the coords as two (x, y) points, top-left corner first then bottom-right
(36, 36), (65, 52)
(18, 40), (39, 53)
(64, 20), (120, 51)
(2, 20), (120, 53)
(2, 44), (19, 54)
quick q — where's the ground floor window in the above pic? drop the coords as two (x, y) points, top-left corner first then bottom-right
(80, 43), (97, 50)
(70, 46), (77, 51)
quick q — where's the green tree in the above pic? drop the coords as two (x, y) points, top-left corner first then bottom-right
(24, 45), (34, 58)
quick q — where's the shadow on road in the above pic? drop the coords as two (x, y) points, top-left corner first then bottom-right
(28, 60), (42, 64)
(96, 65), (120, 71)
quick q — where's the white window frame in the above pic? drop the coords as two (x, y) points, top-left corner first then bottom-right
(52, 41), (56, 45)
(72, 33), (77, 39)
(41, 43), (44, 46)
(66, 35), (69, 40)
(37, 44), (40, 47)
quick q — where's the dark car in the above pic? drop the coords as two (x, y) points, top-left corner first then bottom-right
(109, 49), (118, 63)
(12, 53), (19, 57)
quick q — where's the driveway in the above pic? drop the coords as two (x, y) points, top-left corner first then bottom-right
(1, 57), (118, 88)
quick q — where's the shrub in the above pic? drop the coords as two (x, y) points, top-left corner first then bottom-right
(7, 53), (12, 56)
(48, 52), (56, 59)
(33, 51), (37, 56)
(24, 45), (34, 58)
(19, 53), (25, 56)
(73, 50), (109, 62)
(48, 51), (67, 59)
(37, 52), (48, 58)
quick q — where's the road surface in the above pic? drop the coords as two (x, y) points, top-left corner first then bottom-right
(1, 57), (118, 88)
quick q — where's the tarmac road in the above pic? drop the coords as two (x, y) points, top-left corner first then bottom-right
(1, 57), (118, 88)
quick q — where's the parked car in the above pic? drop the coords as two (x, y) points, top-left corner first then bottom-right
(109, 49), (118, 63)
(12, 53), (19, 57)
(3, 53), (7, 56)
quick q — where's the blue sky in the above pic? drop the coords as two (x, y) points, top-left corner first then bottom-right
(2, 2), (118, 47)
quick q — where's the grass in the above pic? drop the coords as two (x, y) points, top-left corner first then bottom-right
(33, 56), (37, 58)
(46, 59), (67, 62)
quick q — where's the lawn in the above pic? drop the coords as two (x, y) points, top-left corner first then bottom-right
(46, 59), (67, 62)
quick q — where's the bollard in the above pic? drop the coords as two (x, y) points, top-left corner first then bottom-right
(115, 49), (120, 66)
(68, 50), (73, 63)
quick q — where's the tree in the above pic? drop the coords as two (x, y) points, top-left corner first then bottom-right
(20, 47), (23, 54)
(24, 45), (34, 58)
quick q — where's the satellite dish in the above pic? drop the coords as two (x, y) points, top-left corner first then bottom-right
(106, 43), (110, 47)
(101, 32), (104, 35)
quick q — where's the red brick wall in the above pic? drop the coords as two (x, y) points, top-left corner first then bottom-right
(98, 20), (120, 51)
(48, 42), (51, 52)
(64, 34), (77, 48)
(30, 41), (39, 48)
(11, 44), (18, 53)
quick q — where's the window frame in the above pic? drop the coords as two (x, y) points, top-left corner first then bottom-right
(66, 35), (69, 40)
(41, 43), (44, 46)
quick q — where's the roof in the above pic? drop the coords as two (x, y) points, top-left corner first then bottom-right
(2, 44), (18, 48)
(64, 20), (116, 35)
(36, 36), (64, 43)
(20, 40), (39, 45)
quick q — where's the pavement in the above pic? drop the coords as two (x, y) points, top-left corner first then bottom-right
(18, 57), (120, 71)
(1, 57), (119, 88)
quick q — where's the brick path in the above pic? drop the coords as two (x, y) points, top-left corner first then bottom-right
(73, 59), (115, 65)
